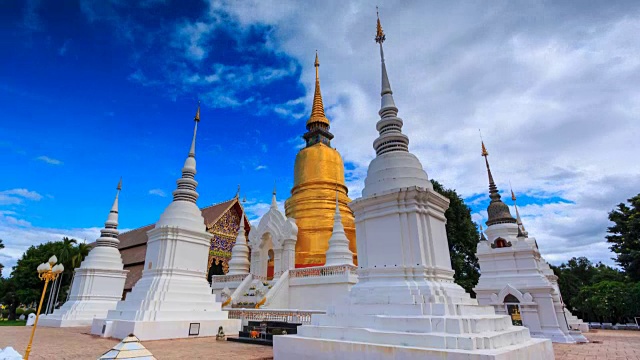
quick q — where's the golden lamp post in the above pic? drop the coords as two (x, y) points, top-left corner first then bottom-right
(23, 255), (64, 360)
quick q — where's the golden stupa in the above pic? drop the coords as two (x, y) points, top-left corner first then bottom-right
(284, 53), (357, 267)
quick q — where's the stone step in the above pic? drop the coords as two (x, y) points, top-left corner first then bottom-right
(297, 324), (531, 351)
(314, 313), (516, 335)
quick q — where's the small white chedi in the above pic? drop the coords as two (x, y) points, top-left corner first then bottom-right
(274, 14), (554, 359)
(91, 105), (240, 340)
(39, 180), (128, 328)
(473, 154), (587, 343)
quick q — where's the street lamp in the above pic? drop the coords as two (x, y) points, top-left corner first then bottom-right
(24, 255), (64, 360)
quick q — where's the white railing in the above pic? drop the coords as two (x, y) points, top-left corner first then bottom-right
(290, 264), (357, 278)
(212, 274), (248, 283)
(227, 308), (325, 325)
(262, 270), (289, 308)
(252, 274), (270, 282)
(228, 274), (253, 308)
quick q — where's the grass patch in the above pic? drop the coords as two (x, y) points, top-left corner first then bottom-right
(0, 320), (26, 326)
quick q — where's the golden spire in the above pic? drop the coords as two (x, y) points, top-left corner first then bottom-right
(481, 141), (489, 157)
(307, 51), (329, 127)
(194, 100), (200, 123)
(375, 7), (386, 44)
(117, 177), (122, 191)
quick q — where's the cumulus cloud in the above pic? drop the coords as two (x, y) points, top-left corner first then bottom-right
(255, 165), (268, 171)
(243, 198), (286, 224)
(0, 210), (103, 277)
(36, 155), (63, 165)
(206, 1), (640, 266)
(0, 189), (43, 205)
(75, 0), (640, 266)
(148, 189), (167, 197)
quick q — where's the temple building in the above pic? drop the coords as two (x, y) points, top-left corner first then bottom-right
(473, 141), (587, 343)
(117, 196), (250, 298)
(284, 53), (357, 268)
(275, 13), (552, 359)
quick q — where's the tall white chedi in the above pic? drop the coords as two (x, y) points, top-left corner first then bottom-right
(275, 13), (554, 359)
(473, 152), (586, 344)
(39, 180), (128, 327)
(91, 104), (241, 341)
(324, 192), (354, 267)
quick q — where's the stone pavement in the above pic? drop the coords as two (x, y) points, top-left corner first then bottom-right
(554, 330), (640, 360)
(0, 326), (273, 360)
(0, 326), (638, 359)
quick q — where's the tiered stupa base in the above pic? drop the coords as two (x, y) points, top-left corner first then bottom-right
(276, 278), (553, 359)
(91, 268), (241, 341)
(39, 247), (128, 328)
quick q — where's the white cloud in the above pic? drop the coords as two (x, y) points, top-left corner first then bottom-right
(255, 165), (268, 171)
(205, 1), (640, 266)
(243, 198), (286, 224)
(36, 155), (63, 165)
(0, 189), (43, 205)
(0, 210), (103, 277)
(148, 189), (167, 197)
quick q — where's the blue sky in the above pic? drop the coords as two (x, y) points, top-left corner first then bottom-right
(2, 1), (640, 276)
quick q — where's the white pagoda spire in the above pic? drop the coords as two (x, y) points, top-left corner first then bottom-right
(39, 179), (128, 328)
(96, 178), (122, 248)
(372, 8), (408, 156)
(511, 187), (529, 237)
(271, 181), (278, 209)
(92, 101), (241, 340)
(227, 212), (250, 275)
(324, 191), (354, 266)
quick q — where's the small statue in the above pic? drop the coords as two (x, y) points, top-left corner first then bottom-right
(216, 326), (226, 341)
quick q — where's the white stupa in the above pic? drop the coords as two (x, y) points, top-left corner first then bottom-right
(324, 192), (354, 267)
(91, 104), (241, 340)
(227, 210), (250, 275)
(39, 180), (128, 327)
(274, 13), (554, 359)
(473, 156), (585, 343)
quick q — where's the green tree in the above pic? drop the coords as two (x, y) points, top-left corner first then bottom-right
(7, 239), (79, 306)
(0, 277), (19, 320)
(606, 194), (640, 281)
(573, 281), (634, 324)
(431, 180), (480, 295)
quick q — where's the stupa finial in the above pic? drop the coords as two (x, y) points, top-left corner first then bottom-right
(307, 50), (329, 128)
(479, 136), (516, 227)
(171, 105), (201, 204)
(371, 8), (408, 156)
(510, 184), (528, 237)
(271, 181), (277, 208)
(97, 178), (123, 247)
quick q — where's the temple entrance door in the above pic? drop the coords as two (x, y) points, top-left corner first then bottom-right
(207, 260), (224, 283)
(258, 232), (274, 280)
(504, 294), (523, 326)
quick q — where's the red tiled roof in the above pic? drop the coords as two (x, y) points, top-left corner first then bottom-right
(118, 198), (249, 290)
(124, 264), (144, 290)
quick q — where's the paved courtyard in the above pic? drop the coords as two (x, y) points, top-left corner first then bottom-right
(0, 326), (638, 359)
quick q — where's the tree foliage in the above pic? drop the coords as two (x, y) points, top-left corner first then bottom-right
(0, 238), (89, 318)
(431, 180), (480, 295)
(606, 194), (640, 281)
(552, 257), (633, 323)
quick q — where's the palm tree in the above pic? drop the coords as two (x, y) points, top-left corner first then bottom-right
(64, 242), (92, 301)
(47, 237), (77, 313)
